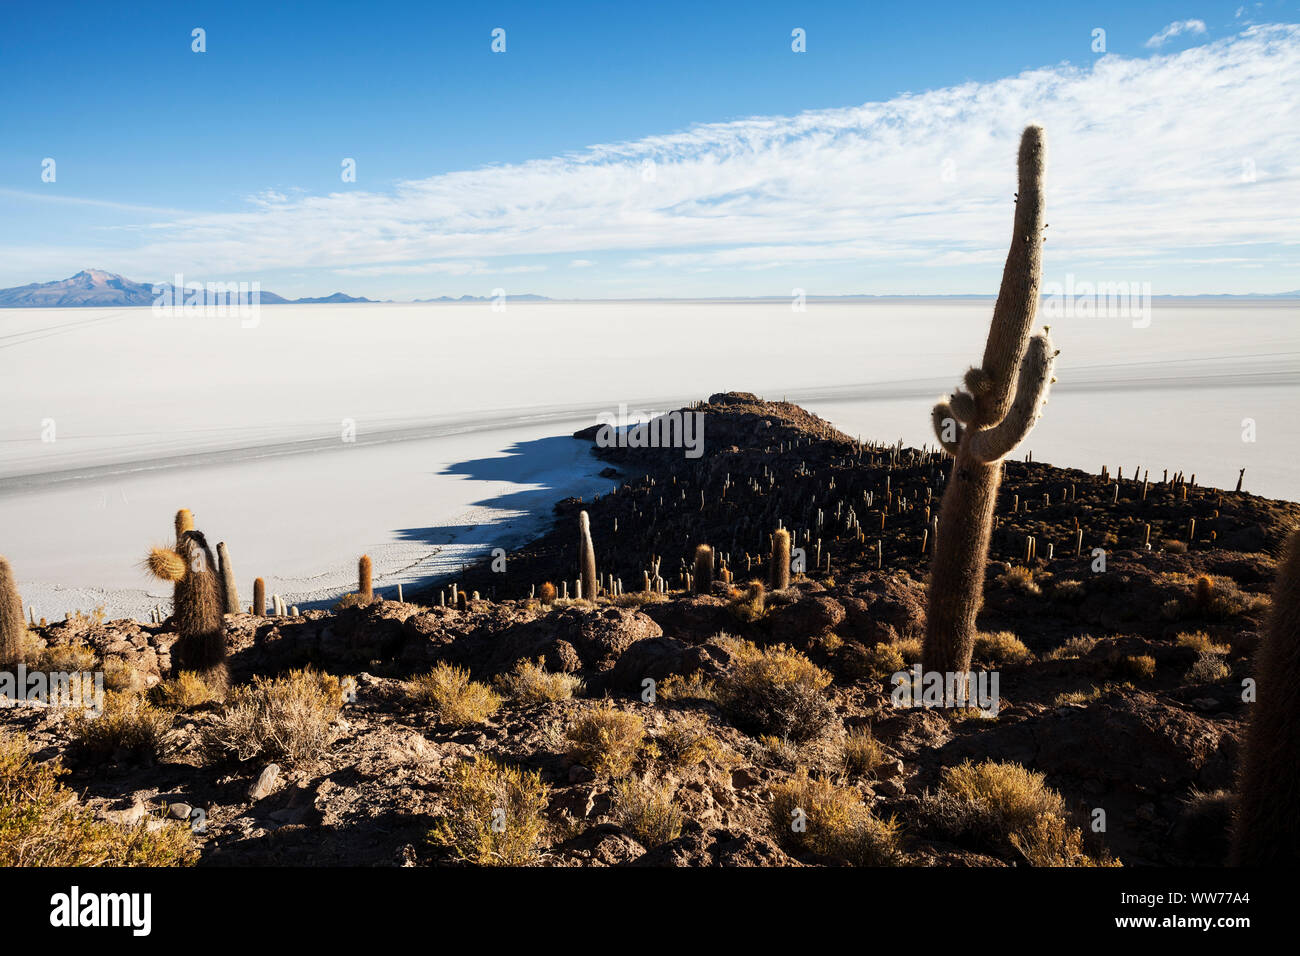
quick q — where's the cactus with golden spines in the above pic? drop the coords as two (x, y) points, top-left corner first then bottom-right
(359, 554), (373, 603)
(0, 556), (26, 666)
(693, 544), (714, 595)
(144, 519), (227, 681)
(923, 126), (1057, 679)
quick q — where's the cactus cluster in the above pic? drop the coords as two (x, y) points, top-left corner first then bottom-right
(144, 509), (228, 682)
(924, 126), (1057, 680)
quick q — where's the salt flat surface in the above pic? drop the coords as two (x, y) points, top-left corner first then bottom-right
(1, 300), (1295, 621)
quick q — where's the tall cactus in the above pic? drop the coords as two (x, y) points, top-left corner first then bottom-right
(217, 541), (240, 615)
(693, 544), (714, 595)
(770, 529), (791, 591)
(578, 511), (598, 601)
(145, 520), (227, 683)
(0, 556), (26, 667)
(253, 577), (266, 616)
(358, 554), (373, 603)
(1230, 527), (1300, 864)
(923, 126), (1057, 679)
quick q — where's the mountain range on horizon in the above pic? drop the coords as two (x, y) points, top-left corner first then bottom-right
(0, 270), (1296, 308)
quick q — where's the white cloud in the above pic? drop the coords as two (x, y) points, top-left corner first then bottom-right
(1145, 19), (1208, 47)
(10, 24), (1298, 290)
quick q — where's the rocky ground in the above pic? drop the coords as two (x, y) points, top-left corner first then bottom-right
(3, 393), (1294, 867)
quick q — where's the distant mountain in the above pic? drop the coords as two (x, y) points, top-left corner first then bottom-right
(413, 293), (551, 302)
(0, 270), (376, 307)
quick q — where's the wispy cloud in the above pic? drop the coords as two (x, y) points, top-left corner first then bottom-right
(1145, 19), (1208, 48)
(7, 24), (1298, 292)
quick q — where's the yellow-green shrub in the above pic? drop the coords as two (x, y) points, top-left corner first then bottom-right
(768, 768), (901, 865)
(429, 756), (549, 865)
(200, 668), (342, 765)
(407, 662), (502, 726)
(715, 639), (834, 741)
(565, 701), (646, 777)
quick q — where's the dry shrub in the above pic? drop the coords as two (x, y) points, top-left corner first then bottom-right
(101, 658), (145, 694)
(150, 671), (222, 709)
(0, 731), (196, 866)
(33, 642), (97, 673)
(769, 768), (901, 865)
(927, 758), (1115, 865)
(842, 641), (904, 681)
(996, 566), (1041, 595)
(715, 638), (834, 741)
(1122, 654), (1156, 679)
(1042, 635), (1097, 661)
(565, 701), (646, 777)
(614, 775), (684, 846)
(407, 662), (502, 726)
(1187, 650), (1230, 684)
(71, 692), (175, 762)
(841, 726), (888, 777)
(1193, 575), (1265, 621)
(494, 658), (583, 703)
(656, 712), (727, 768)
(200, 668), (342, 765)
(429, 756), (549, 865)
(972, 630), (1031, 665)
(896, 636), (924, 665)
(657, 671), (716, 703)
(760, 734), (800, 767)
(1176, 630), (1231, 655)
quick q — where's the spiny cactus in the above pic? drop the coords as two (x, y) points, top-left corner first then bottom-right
(145, 525), (227, 682)
(217, 541), (240, 615)
(578, 511), (598, 601)
(693, 545), (714, 595)
(253, 577), (266, 616)
(1230, 527), (1300, 864)
(924, 126), (1057, 680)
(359, 554), (373, 603)
(0, 556), (26, 666)
(539, 581), (557, 605)
(770, 528), (791, 591)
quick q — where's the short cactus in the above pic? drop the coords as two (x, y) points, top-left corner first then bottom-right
(578, 511), (598, 601)
(359, 554), (373, 603)
(924, 126), (1057, 680)
(1231, 528), (1300, 864)
(693, 545), (714, 595)
(770, 529), (791, 591)
(0, 556), (26, 666)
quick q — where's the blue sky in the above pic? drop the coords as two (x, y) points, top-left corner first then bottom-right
(1, 0), (1297, 297)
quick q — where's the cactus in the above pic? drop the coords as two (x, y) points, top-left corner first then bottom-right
(770, 528), (791, 590)
(1230, 528), (1300, 864)
(539, 581), (557, 605)
(253, 577), (266, 617)
(924, 126), (1057, 679)
(578, 511), (598, 601)
(146, 527), (227, 681)
(217, 541), (240, 615)
(0, 556), (26, 666)
(693, 544), (714, 595)
(359, 554), (373, 603)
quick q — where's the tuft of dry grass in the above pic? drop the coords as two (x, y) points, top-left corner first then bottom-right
(494, 658), (584, 703)
(200, 668), (342, 765)
(727, 580), (767, 623)
(972, 630), (1031, 665)
(714, 638), (834, 741)
(429, 756), (549, 865)
(0, 731), (197, 866)
(613, 775), (684, 847)
(768, 768), (902, 865)
(71, 692), (175, 762)
(1121, 654), (1157, 679)
(841, 726), (888, 777)
(996, 566), (1041, 595)
(566, 701), (646, 777)
(1042, 635), (1097, 661)
(895, 636), (924, 665)
(407, 662), (502, 726)
(32, 642), (97, 674)
(1187, 650), (1230, 684)
(150, 671), (223, 709)
(656, 712), (728, 768)
(1176, 630), (1231, 655)
(658, 671), (716, 703)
